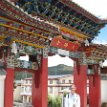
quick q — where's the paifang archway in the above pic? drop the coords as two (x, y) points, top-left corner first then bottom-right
(0, 0), (107, 107)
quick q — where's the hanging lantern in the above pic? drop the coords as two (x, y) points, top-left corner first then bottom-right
(99, 60), (103, 68)
(11, 41), (18, 54)
(84, 39), (89, 46)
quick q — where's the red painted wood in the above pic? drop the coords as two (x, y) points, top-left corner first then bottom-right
(89, 65), (101, 107)
(15, 68), (36, 73)
(101, 67), (107, 74)
(50, 37), (79, 51)
(32, 56), (48, 107)
(74, 61), (87, 107)
(4, 68), (14, 107)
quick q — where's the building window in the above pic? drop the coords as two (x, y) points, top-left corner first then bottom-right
(49, 80), (53, 84)
(30, 80), (32, 84)
(21, 87), (24, 92)
(69, 80), (71, 83)
(56, 80), (59, 84)
(62, 79), (65, 83)
(63, 86), (66, 89)
(49, 87), (53, 93)
(26, 80), (28, 84)
(28, 80), (30, 84)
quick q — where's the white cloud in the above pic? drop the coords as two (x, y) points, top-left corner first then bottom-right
(92, 39), (107, 44)
(72, 0), (107, 19)
(48, 55), (74, 67)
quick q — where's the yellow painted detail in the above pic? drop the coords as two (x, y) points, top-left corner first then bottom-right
(0, 35), (45, 48)
(59, 26), (88, 39)
(89, 57), (104, 60)
(13, 39), (45, 48)
(0, 23), (48, 39)
(0, 16), (51, 34)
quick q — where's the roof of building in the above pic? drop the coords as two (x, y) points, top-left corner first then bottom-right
(19, 74), (73, 80)
(48, 74), (72, 79)
(61, 0), (107, 23)
(3, 0), (106, 40)
(83, 43), (107, 65)
(14, 80), (21, 84)
(22, 78), (32, 80)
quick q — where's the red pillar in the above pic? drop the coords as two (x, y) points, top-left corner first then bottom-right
(32, 56), (48, 107)
(4, 68), (14, 107)
(89, 65), (101, 107)
(74, 60), (87, 107)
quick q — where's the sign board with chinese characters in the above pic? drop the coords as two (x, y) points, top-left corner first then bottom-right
(50, 37), (80, 51)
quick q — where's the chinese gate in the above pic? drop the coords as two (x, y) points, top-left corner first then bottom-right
(0, 0), (107, 107)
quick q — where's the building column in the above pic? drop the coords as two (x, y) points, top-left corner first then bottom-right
(32, 55), (48, 107)
(27, 96), (29, 103)
(4, 67), (14, 107)
(22, 96), (25, 103)
(73, 58), (87, 107)
(89, 65), (101, 107)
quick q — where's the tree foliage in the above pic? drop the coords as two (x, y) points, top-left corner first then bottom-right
(48, 95), (62, 107)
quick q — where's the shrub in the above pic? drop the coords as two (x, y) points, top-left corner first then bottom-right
(48, 95), (62, 107)
(101, 103), (107, 107)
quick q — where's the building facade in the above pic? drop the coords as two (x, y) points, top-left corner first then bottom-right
(20, 78), (32, 103)
(20, 74), (73, 103)
(48, 74), (73, 97)
(19, 74), (107, 104)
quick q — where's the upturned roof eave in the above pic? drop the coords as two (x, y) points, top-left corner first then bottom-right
(60, 0), (106, 24)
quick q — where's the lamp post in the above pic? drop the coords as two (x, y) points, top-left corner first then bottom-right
(0, 67), (6, 107)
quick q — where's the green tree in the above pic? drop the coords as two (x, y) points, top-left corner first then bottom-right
(48, 95), (54, 107)
(48, 95), (62, 107)
(54, 96), (62, 107)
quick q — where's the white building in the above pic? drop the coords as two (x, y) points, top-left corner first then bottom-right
(17, 74), (107, 104)
(20, 78), (32, 103)
(48, 74), (73, 97)
(19, 74), (73, 103)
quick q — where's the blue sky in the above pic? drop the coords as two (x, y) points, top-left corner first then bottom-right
(72, 0), (107, 44)
(94, 25), (107, 44)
